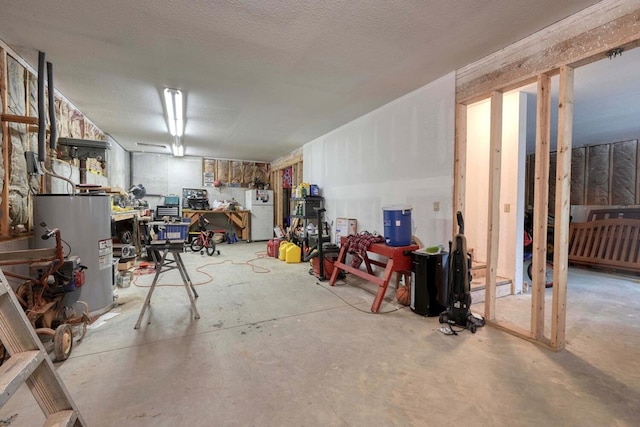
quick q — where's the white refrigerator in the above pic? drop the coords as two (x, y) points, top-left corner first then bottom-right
(245, 189), (274, 241)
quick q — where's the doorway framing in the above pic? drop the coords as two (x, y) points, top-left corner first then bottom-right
(453, 0), (640, 351)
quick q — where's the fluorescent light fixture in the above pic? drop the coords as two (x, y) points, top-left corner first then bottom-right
(171, 135), (184, 157)
(163, 88), (183, 137)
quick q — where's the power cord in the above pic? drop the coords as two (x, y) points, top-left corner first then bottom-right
(131, 251), (272, 288)
(314, 280), (408, 314)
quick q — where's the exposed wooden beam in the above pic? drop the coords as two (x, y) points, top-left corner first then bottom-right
(531, 73), (551, 340)
(453, 103), (467, 234)
(0, 114), (38, 125)
(489, 320), (554, 351)
(457, 1), (640, 103)
(1, 47), (10, 236)
(484, 91), (503, 321)
(551, 66), (575, 351)
(270, 147), (303, 171)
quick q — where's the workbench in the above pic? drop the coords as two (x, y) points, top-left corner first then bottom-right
(329, 238), (418, 313)
(182, 209), (250, 241)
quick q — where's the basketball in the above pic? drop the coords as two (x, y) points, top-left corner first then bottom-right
(396, 285), (411, 306)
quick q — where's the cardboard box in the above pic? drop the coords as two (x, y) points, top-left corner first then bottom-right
(335, 218), (357, 244)
(117, 259), (135, 271)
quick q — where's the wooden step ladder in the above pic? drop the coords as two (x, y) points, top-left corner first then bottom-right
(0, 269), (85, 426)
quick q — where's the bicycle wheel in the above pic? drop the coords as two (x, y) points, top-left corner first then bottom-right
(206, 242), (216, 256)
(527, 261), (554, 288)
(191, 236), (204, 252)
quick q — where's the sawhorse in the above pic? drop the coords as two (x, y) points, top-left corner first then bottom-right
(329, 239), (418, 313)
(135, 241), (200, 329)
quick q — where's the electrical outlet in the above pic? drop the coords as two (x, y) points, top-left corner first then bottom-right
(504, 203), (510, 213)
(433, 201), (440, 212)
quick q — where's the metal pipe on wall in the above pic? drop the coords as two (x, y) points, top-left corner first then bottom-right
(37, 51), (46, 162)
(47, 61), (57, 150)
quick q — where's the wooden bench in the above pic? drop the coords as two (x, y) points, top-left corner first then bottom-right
(568, 218), (640, 273)
(329, 239), (418, 312)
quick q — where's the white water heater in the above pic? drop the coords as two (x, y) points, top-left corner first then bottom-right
(34, 194), (114, 315)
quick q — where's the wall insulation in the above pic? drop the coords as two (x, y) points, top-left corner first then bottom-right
(527, 139), (640, 211)
(587, 144), (610, 205)
(571, 147), (586, 205)
(611, 140), (637, 205)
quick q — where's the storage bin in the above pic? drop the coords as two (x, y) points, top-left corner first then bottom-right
(156, 223), (189, 241)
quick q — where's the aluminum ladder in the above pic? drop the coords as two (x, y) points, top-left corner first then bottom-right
(0, 269), (85, 426)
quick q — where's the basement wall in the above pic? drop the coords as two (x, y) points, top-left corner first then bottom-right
(303, 72), (455, 248)
(465, 91), (527, 293)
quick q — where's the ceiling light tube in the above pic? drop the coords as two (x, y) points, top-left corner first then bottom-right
(171, 135), (184, 157)
(171, 143), (184, 157)
(164, 88), (183, 137)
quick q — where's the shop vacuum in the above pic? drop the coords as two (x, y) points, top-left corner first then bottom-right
(438, 211), (485, 334)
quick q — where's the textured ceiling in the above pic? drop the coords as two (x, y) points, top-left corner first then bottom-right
(0, 0), (603, 161)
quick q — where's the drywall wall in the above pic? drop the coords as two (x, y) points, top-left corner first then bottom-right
(107, 138), (130, 190)
(131, 153), (202, 197)
(466, 91), (527, 292)
(131, 153), (248, 211)
(303, 72), (455, 248)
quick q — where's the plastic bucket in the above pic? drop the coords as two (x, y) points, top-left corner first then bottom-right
(383, 205), (412, 246)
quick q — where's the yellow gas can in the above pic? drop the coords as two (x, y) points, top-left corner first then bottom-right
(285, 243), (302, 263)
(278, 241), (291, 260)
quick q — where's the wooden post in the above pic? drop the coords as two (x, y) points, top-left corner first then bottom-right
(531, 73), (551, 339)
(484, 91), (503, 321)
(551, 66), (574, 351)
(454, 103), (467, 235)
(0, 47), (10, 236)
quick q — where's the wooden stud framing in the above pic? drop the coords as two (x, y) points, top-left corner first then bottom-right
(531, 73), (551, 340)
(269, 147), (304, 231)
(0, 114), (38, 125)
(453, 0), (640, 351)
(453, 103), (467, 233)
(1, 47), (9, 236)
(456, 1), (640, 104)
(484, 91), (502, 321)
(550, 66), (574, 351)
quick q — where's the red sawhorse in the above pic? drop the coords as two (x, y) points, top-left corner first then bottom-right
(329, 238), (418, 312)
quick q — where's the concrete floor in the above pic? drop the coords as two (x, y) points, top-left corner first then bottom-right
(1, 242), (640, 426)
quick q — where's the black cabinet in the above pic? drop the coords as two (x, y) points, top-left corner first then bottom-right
(411, 251), (449, 316)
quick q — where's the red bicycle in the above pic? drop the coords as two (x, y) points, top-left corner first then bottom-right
(190, 215), (220, 256)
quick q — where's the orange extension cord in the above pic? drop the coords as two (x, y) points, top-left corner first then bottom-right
(131, 251), (272, 288)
